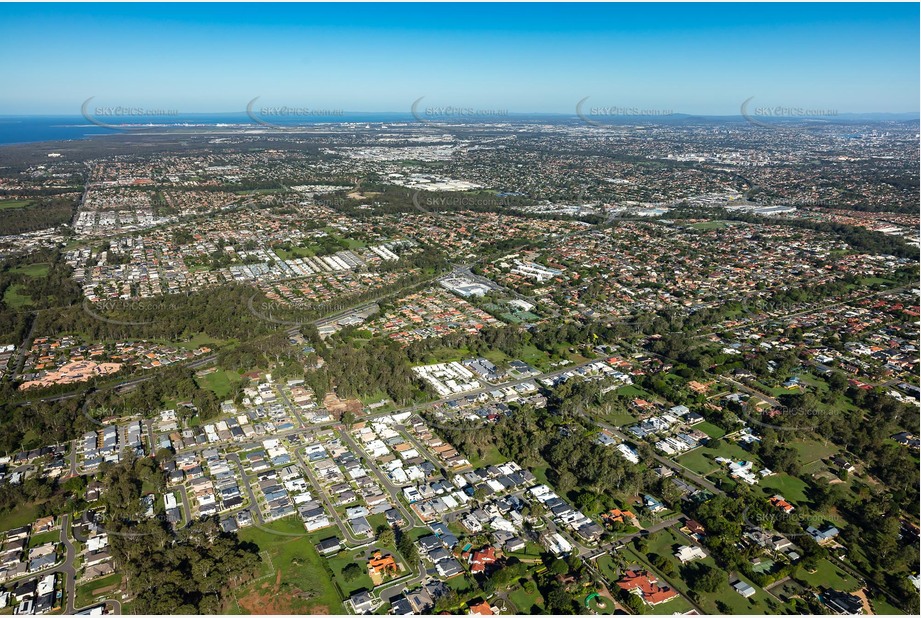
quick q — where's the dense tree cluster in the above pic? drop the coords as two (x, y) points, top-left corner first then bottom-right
(101, 457), (260, 613)
(0, 196), (77, 235)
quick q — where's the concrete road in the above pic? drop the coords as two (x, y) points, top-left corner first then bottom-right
(338, 430), (422, 529)
(225, 453), (265, 525)
(292, 446), (367, 546)
(374, 560), (428, 604)
(173, 483), (194, 527)
(59, 514), (78, 614)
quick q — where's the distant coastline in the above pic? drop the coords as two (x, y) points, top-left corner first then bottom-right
(1, 112), (917, 147)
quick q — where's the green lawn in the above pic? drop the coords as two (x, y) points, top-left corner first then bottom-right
(516, 344), (553, 372)
(28, 529), (60, 548)
(0, 501), (41, 531)
(688, 221), (729, 230)
(234, 516), (344, 614)
(758, 474), (811, 505)
(599, 408), (637, 428)
(676, 440), (755, 478)
(507, 580), (545, 614)
(74, 573), (123, 610)
(787, 438), (839, 465)
(273, 245), (315, 260)
(10, 262), (50, 277)
(869, 594), (905, 615)
(643, 526), (689, 558)
(859, 276), (895, 287)
(467, 444), (506, 468)
(195, 369), (243, 398)
(616, 384), (655, 399)
(696, 421), (726, 440)
(596, 553), (620, 583)
(0, 199), (33, 210)
(180, 332), (225, 349)
(327, 549), (375, 597)
(794, 558), (860, 592)
(3, 283), (33, 308)
(505, 542), (545, 562)
(481, 348), (511, 367)
(416, 345), (473, 364)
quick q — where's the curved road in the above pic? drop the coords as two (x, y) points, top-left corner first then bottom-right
(59, 514), (78, 614)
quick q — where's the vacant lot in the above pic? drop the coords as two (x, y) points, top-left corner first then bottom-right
(234, 517), (343, 614)
(74, 573), (123, 610)
(196, 368), (243, 398)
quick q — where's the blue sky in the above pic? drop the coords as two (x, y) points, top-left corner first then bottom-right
(0, 2), (917, 115)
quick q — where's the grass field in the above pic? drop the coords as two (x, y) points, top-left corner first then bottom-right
(10, 262), (50, 277)
(696, 421), (727, 440)
(3, 283), (33, 308)
(787, 438), (839, 465)
(794, 558), (860, 592)
(869, 594), (905, 615)
(326, 548), (376, 597)
(273, 246), (315, 260)
(28, 529), (60, 548)
(757, 473), (811, 505)
(196, 368), (243, 398)
(179, 332), (225, 349)
(676, 439), (755, 478)
(688, 221), (729, 230)
(0, 199), (33, 211)
(0, 501), (41, 531)
(507, 578), (545, 613)
(416, 345), (473, 364)
(467, 444), (506, 468)
(234, 516), (344, 614)
(599, 408), (637, 428)
(74, 573), (123, 610)
(516, 344), (553, 372)
(615, 384), (656, 399)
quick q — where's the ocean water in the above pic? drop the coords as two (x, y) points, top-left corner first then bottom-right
(0, 113), (423, 146)
(0, 116), (121, 145)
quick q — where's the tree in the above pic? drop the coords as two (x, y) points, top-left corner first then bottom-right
(110, 517), (260, 613)
(684, 562), (723, 593)
(550, 558), (570, 575)
(343, 563), (363, 582)
(622, 592), (647, 614)
(396, 528), (419, 564)
(376, 525), (395, 547)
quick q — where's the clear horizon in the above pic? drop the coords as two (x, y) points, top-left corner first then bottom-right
(0, 2), (918, 116)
